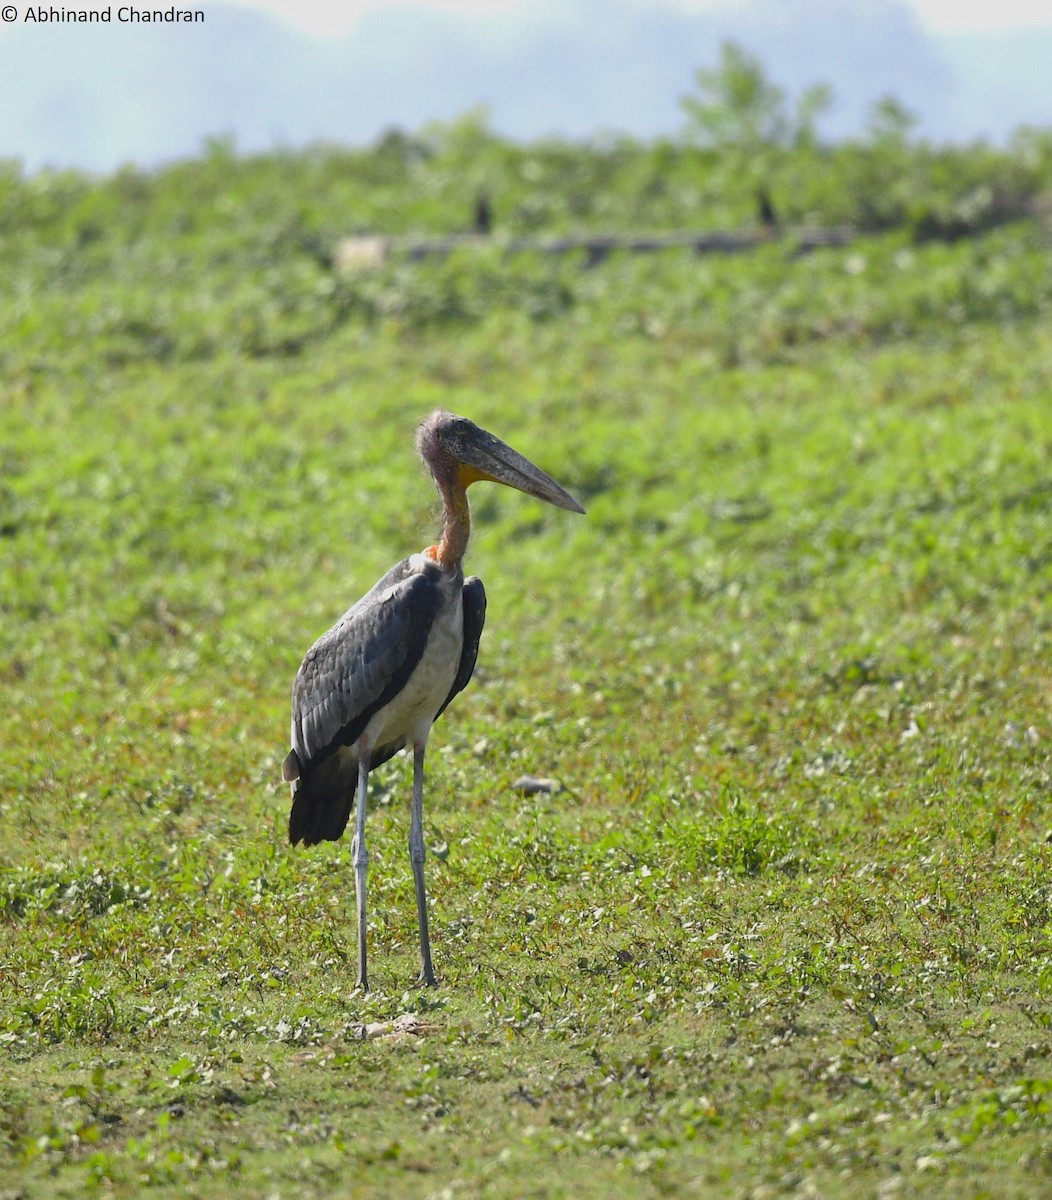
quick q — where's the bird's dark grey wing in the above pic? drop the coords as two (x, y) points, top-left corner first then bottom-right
(435, 575), (486, 721)
(290, 559), (441, 772)
(286, 559), (444, 846)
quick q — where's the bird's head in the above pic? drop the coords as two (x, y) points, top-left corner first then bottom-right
(417, 410), (586, 514)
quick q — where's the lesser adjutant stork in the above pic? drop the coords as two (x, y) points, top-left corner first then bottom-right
(282, 410), (585, 990)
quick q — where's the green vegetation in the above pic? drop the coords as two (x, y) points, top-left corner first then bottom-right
(2, 104), (1051, 1198)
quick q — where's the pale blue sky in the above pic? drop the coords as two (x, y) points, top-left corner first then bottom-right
(1, 0), (1049, 169)
(225, 0), (1052, 37)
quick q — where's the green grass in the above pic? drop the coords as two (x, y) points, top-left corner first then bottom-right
(1, 143), (1051, 1198)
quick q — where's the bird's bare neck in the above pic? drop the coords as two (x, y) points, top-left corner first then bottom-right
(426, 474), (471, 568)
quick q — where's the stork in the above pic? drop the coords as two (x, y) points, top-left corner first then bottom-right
(282, 410), (585, 990)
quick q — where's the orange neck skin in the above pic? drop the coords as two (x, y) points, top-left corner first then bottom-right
(426, 464), (486, 569)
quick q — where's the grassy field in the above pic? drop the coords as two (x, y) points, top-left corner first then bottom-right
(1, 144), (1051, 1198)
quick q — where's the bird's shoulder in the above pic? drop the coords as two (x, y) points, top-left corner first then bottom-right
(296, 557), (438, 677)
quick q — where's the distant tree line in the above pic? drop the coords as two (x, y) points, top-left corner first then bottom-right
(1, 40), (1050, 247)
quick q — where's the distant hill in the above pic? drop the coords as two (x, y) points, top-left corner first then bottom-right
(0, 0), (1049, 172)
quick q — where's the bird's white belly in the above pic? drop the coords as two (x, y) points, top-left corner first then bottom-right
(363, 583), (464, 751)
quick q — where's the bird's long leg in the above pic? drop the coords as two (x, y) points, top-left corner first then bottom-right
(351, 748), (371, 991)
(410, 739), (437, 987)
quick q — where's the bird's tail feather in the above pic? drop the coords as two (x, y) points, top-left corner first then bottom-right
(288, 750), (357, 846)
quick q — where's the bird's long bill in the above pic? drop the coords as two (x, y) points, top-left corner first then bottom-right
(460, 426), (586, 514)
